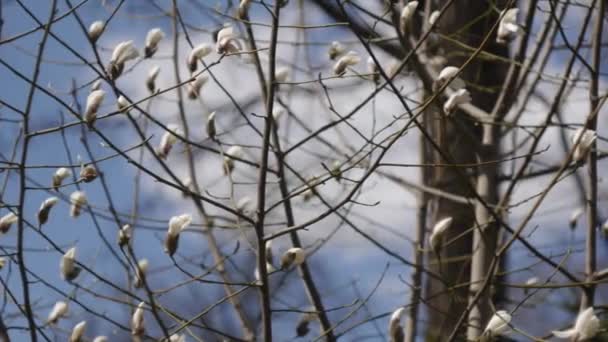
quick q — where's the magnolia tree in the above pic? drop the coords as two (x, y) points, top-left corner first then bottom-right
(0, 0), (606, 341)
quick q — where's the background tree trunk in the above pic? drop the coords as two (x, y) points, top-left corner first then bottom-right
(424, 1), (508, 339)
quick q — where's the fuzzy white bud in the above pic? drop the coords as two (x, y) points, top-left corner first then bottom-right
(333, 51), (360, 76)
(216, 25), (241, 54)
(280, 247), (306, 269)
(443, 88), (472, 115)
(571, 128), (597, 162)
(38, 197), (59, 226)
(70, 191), (87, 218)
(144, 28), (164, 58)
(0, 213), (18, 234)
(497, 8), (523, 44)
(84, 90), (105, 127)
(156, 124), (182, 159)
(52, 167), (71, 190)
(388, 307), (405, 342)
(429, 217), (453, 252)
(165, 214), (192, 256)
(88, 21), (104, 43)
(146, 65), (161, 93)
(187, 44), (212, 72)
(61, 247), (81, 281)
(223, 145), (244, 175)
(399, 1), (418, 33)
(69, 321), (87, 342)
(553, 307), (600, 340)
(47, 301), (69, 324)
(131, 302), (145, 336)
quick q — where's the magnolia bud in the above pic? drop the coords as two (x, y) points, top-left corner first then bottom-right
(118, 224), (132, 247)
(108, 41), (139, 80)
(275, 67), (289, 83)
(117, 95), (130, 112)
(38, 197), (59, 226)
(79, 165), (98, 183)
(367, 56), (379, 83)
(70, 191), (87, 218)
(443, 88), (472, 115)
(482, 310), (512, 339)
(131, 302), (145, 336)
(134, 259), (149, 288)
(0, 258), (6, 270)
(187, 75), (208, 100)
(88, 21), (104, 43)
(47, 301), (69, 324)
(571, 128), (597, 163)
(216, 25), (241, 54)
(84, 90), (105, 128)
(52, 167), (71, 190)
(187, 44), (212, 72)
(90, 79), (102, 92)
(61, 247), (81, 281)
(330, 160), (342, 182)
(429, 10), (440, 26)
(206, 111), (217, 140)
(237, 0), (252, 19)
(429, 217), (453, 253)
(156, 124), (182, 160)
(497, 8), (523, 44)
(0, 212), (18, 233)
(552, 307), (599, 340)
(223, 145), (244, 175)
(164, 214), (192, 256)
(333, 51), (360, 76)
(328, 41), (345, 60)
(144, 28), (164, 58)
(399, 1), (418, 33)
(92, 336), (108, 342)
(146, 66), (161, 93)
(280, 247), (306, 270)
(69, 321), (87, 342)
(388, 307), (405, 342)
(436, 66), (466, 89)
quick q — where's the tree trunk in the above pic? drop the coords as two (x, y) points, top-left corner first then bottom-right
(425, 1), (508, 340)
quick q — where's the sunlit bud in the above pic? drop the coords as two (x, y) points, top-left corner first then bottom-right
(0, 258), (6, 270)
(330, 160), (342, 182)
(0, 212), (18, 234)
(47, 301), (69, 324)
(482, 310), (512, 339)
(388, 307), (405, 342)
(571, 128), (597, 162)
(131, 302), (145, 336)
(237, 0), (252, 19)
(144, 28), (164, 58)
(156, 124), (182, 160)
(117, 95), (130, 112)
(70, 191), (87, 218)
(328, 41), (345, 60)
(275, 67), (289, 83)
(90, 80), (102, 92)
(429, 217), (453, 252)
(443, 88), (471, 115)
(118, 224), (132, 247)
(553, 307), (600, 340)
(497, 8), (523, 44)
(92, 337), (108, 342)
(367, 56), (379, 83)
(88, 21), (104, 43)
(223, 145), (244, 175)
(206, 111), (217, 140)
(134, 258), (149, 288)
(69, 321), (86, 342)
(52, 167), (71, 190)
(280, 247), (306, 270)
(79, 164), (98, 183)
(436, 66), (465, 89)
(429, 10), (441, 26)
(569, 208), (583, 229)
(187, 44), (212, 72)
(164, 214), (192, 256)
(399, 1), (418, 33)
(236, 196), (253, 216)
(181, 177), (194, 197)
(61, 247), (81, 281)
(38, 197), (59, 226)
(187, 75), (208, 100)
(333, 51), (360, 76)
(296, 308), (317, 337)
(146, 65), (161, 93)
(216, 25), (242, 54)
(84, 90), (105, 127)
(108, 40), (139, 79)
